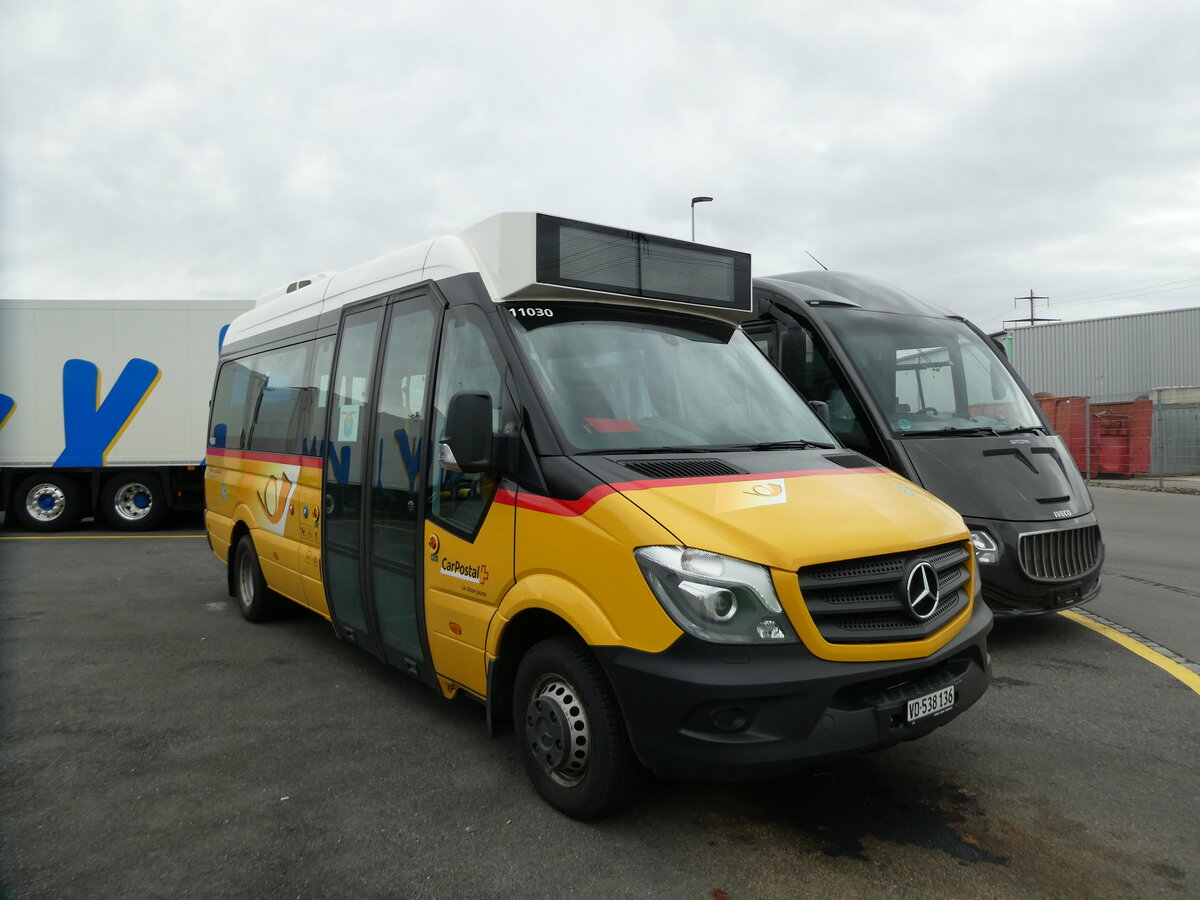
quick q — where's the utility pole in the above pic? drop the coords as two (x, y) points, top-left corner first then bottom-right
(1003, 289), (1059, 328)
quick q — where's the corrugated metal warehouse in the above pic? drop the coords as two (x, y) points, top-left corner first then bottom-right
(1007, 306), (1200, 402)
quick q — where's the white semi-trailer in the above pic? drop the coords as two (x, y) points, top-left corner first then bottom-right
(0, 299), (250, 531)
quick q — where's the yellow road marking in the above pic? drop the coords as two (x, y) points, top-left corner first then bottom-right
(1060, 609), (1200, 696)
(0, 533), (205, 541)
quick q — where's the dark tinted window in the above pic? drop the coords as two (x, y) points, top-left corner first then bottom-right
(209, 359), (254, 451)
(246, 343), (313, 455)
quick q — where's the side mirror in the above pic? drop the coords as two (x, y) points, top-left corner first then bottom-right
(808, 399), (831, 426)
(439, 391), (496, 473)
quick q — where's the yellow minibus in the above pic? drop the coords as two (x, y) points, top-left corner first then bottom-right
(205, 213), (991, 819)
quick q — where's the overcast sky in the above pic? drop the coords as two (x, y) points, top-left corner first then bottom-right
(4, 1), (1199, 331)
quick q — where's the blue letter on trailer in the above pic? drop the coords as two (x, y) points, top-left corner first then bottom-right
(0, 394), (14, 430)
(54, 358), (162, 467)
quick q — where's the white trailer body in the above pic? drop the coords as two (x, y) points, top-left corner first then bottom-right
(0, 299), (251, 531)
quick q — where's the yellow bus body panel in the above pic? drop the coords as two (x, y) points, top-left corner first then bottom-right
(205, 449), (328, 616)
(491, 489), (685, 657)
(423, 496), (517, 699)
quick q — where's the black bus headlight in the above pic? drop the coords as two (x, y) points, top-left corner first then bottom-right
(970, 530), (1000, 565)
(635, 546), (798, 644)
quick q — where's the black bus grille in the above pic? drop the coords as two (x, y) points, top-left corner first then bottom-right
(798, 542), (972, 644)
(1018, 524), (1102, 582)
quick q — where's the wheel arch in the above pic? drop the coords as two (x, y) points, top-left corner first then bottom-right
(485, 608), (581, 737)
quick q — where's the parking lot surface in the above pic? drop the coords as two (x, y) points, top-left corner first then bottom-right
(1, 497), (1197, 899)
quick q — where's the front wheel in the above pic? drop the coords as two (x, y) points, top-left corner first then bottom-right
(512, 636), (640, 820)
(100, 472), (166, 531)
(233, 534), (281, 623)
(13, 473), (83, 532)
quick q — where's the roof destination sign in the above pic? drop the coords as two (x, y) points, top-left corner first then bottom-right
(534, 214), (751, 312)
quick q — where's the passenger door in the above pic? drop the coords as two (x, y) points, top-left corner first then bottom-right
(322, 289), (441, 676)
(422, 305), (517, 699)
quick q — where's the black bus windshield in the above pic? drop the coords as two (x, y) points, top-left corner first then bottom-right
(820, 309), (1042, 436)
(508, 305), (832, 453)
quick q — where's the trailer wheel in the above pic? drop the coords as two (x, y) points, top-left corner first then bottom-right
(233, 534), (281, 623)
(513, 635), (640, 820)
(13, 473), (83, 532)
(100, 472), (166, 531)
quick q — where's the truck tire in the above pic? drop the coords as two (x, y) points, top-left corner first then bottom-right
(100, 472), (166, 531)
(233, 534), (281, 623)
(13, 473), (83, 532)
(513, 635), (640, 820)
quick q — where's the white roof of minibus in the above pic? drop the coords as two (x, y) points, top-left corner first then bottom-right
(224, 212), (744, 346)
(223, 218), (506, 346)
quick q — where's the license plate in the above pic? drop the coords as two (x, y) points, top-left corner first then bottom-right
(907, 685), (956, 723)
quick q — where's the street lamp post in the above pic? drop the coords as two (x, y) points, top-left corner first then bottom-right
(690, 196), (713, 241)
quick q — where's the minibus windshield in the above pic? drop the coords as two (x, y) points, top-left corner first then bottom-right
(820, 309), (1043, 436)
(508, 305), (832, 453)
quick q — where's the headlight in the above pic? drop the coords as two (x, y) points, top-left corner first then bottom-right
(970, 530), (1000, 564)
(634, 546), (798, 644)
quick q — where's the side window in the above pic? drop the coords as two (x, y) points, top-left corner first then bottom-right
(786, 325), (876, 455)
(744, 324), (776, 359)
(209, 358), (254, 450)
(428, 306), (508, 536)
(302, 337), (335, 457)
(246, 343), (313, 455)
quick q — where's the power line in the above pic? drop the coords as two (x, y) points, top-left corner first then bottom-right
(1051, 275), (1200, 308)
(1041, 250), (1200, 291)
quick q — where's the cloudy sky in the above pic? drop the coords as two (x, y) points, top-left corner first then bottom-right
(4, 1), (1199, 331)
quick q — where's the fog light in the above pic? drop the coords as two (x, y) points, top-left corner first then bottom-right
(756, 619), (788, 640)
(709, 705), (750, 733)
(970, 530), (999, 564)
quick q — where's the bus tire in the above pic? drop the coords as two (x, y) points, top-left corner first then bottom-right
(513, 635), (640, 820)
(13, 473), (83, 532)
(233, 534), (280, 623)
(99, 472), (166, 531)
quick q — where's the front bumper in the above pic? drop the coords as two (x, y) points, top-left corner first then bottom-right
(596, 599), (992, 781)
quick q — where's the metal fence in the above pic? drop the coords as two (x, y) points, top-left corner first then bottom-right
(1036, 388), (1200, 483)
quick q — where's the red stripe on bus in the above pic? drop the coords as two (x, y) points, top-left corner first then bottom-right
(495, 466), (890, 518)
(206, 447), (323, 469)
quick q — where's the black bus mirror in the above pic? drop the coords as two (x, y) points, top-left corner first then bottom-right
(439, 391), (497, 473)
(808, 399), (831, 426)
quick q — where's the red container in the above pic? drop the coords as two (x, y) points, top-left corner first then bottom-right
(1035, 395), (1152, 477)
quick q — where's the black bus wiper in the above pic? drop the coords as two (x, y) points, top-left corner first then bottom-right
(739, 439), (837, 451)
(901, 426), (1002, 437)
(901, 425), (1046, 437)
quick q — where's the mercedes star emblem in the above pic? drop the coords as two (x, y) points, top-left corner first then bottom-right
(905, 561), (941, 621)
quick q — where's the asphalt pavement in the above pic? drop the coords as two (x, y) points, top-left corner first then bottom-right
(1, 505), (1197, 899)
(1088, 483), (1200, 663)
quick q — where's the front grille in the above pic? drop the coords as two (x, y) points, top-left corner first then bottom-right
(619, 459), (745, 479)
(798, 542), (971, 644)
(1018, 524), (1102, 581)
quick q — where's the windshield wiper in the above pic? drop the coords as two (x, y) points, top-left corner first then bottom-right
(737, 439), (837, 451)
(900, 425), (1046, 438)
(900, 426), (999, 437)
